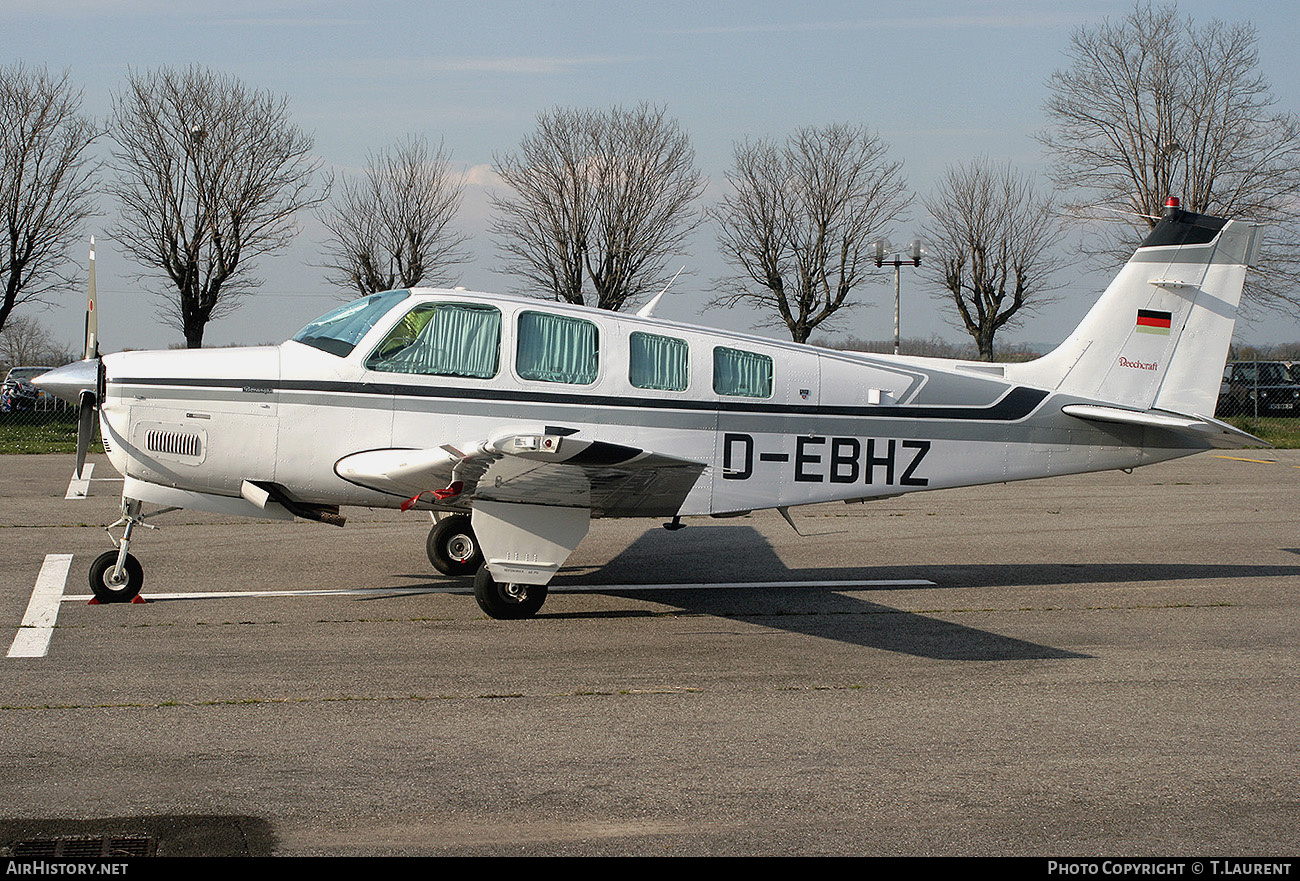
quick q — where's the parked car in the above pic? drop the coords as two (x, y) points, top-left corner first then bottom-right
(1216, 360), (1300, 418)
(1, 366), (52, 412)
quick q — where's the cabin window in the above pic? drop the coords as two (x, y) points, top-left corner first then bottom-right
(713, 346), (773, 398)
(365, 302), (501, 378)
(629, 331), (688, 391)
(292, 290), (410, 357)
(516, 311), (599, 384)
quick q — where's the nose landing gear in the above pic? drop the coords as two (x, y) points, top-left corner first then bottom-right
(88, 498), (158, 603)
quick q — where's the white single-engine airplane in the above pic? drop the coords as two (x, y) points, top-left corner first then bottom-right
(37, 200), (1263, 618)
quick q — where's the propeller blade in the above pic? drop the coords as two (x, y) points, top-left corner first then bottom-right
(75, 390), (95, 479)
(84, 237), (98, 361)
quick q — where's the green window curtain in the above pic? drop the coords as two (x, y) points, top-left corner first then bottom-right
(366, 303), (501, 378)
(516, 311), (599, 384)
(713, 346), (773, 398)
(425, 304), (500, 378)
(629, 331), (688, 391)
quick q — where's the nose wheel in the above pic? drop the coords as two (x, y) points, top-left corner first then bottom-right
(88, 550), (143, 603)
(88, 497), (157, 603)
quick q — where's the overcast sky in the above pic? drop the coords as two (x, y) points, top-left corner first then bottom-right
(9, 0), (1300, 354)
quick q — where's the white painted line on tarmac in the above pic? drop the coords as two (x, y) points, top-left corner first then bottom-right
(18, 577), (933, 656)
(61, 586), (454, 602)
(65, 463), (93, 499)
(566, 580), (936, 592)
(8, 554), (73, 658)
(58, 579), (935, 603)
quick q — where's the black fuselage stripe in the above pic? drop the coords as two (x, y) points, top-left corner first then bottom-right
(111, 377), (1049, 422)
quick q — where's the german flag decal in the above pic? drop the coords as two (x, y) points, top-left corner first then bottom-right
(1135, 308), (1172, 335)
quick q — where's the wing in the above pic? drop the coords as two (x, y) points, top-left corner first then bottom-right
(334, 426), (707, 518)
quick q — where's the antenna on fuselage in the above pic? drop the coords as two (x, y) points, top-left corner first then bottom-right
(1079, 202), (1163, 223)
(636, 266), (685, 319)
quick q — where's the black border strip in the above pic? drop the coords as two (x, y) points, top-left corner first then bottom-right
(111, 377), (1050, 422)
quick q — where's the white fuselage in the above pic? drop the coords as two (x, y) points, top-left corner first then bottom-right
(97, 289), (1198, 522)
(27, 207), (1259, 612)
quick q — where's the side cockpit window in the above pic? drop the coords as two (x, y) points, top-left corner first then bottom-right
(365, 302), (501, 378)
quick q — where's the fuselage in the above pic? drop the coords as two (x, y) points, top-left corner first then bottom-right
(30, 205), (1260, 615)
(97, 287), (1204, 520)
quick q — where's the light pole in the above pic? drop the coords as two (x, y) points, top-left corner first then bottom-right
(874, 239), (923, 355)
(1155, 140), (1185, 213)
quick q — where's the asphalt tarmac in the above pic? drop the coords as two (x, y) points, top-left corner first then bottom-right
(1, 451), (1298, 857)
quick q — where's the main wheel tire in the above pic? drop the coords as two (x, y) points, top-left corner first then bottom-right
(88, 550), (143, 603)
(426, 515), (483, 576)
(473, 566), (547, 619)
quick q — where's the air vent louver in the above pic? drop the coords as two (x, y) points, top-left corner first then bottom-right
(146, 429), (202, 458)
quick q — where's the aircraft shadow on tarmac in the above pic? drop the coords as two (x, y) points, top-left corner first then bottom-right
(383, 527), (945, 659)
(528, 524), (1300, 661)
(554, 524), (1086, 661)
(389, 524), (1300, 662)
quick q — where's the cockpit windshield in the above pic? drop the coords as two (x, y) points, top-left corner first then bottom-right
(290, 290), (410, 357)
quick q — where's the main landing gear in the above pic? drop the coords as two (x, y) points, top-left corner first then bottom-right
(426, 513), (543, 618)
(426, 514), (484, 576)
(89, 498), (153, 603)
(472, 567), (547, 620)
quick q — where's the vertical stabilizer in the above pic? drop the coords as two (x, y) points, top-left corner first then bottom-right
(1011, 202), (1262, 416)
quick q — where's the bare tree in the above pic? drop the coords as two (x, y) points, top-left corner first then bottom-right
(491, 103), (704, 311)
(1040, 1), (1300, 308)
(0, 313), (74, 368)
(107, 66), (325, 348)
(709, 124), (911, 344)
(319, 136), (469, 296)
(922, 158), (1063, 362)
(814, 333), (1044, 361)
(0, 64), (99, 335)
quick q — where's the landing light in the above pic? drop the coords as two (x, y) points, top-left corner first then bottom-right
(510, 434), (562, 453)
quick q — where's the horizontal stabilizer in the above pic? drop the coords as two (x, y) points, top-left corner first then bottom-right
(1061, 403), (1267, 449)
